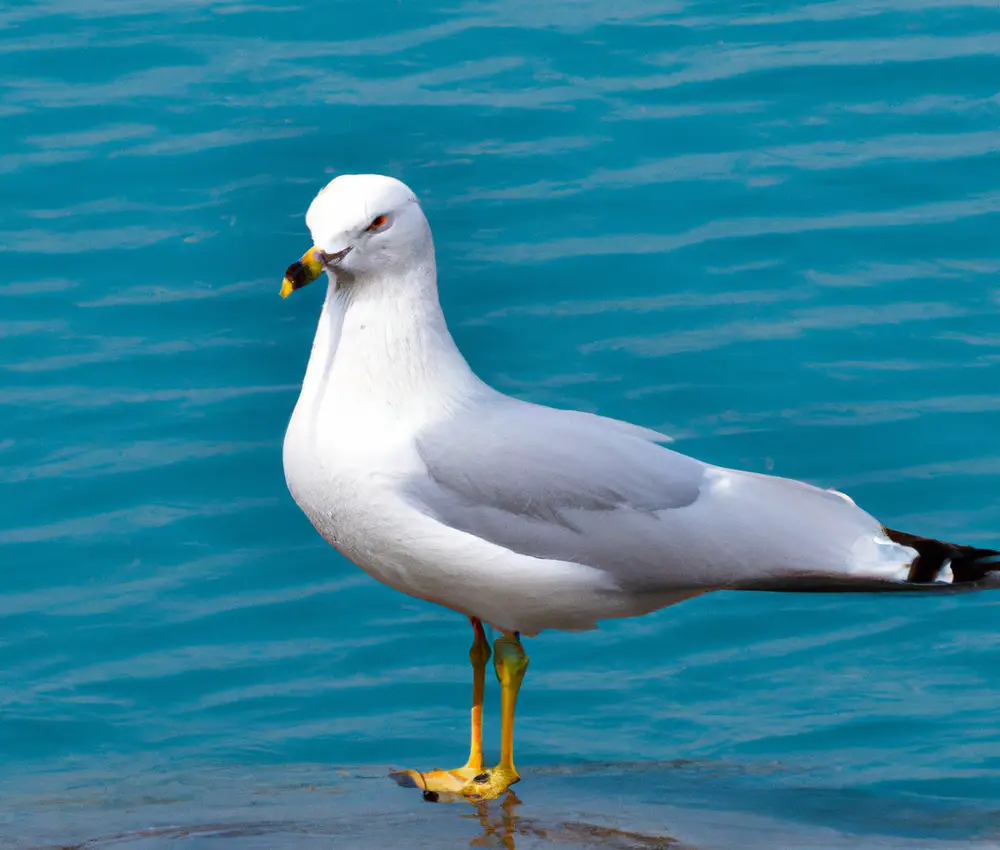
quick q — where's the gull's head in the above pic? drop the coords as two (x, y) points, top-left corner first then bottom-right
(280, 174), (432, 298)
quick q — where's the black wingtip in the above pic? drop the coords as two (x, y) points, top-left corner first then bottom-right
(885, 527), (1000, 584)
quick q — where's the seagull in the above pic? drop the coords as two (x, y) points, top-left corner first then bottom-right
(279, 173), (999, 802)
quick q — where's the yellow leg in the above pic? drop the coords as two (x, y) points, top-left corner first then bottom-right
(389, 618), (491, 800)
(463, 632), (529, 802)
(464, 618), (490, 772)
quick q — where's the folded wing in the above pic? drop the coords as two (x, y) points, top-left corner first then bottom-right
(407, 398), (919, 594)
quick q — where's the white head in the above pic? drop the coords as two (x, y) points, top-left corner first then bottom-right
(280, 174), (435, 297)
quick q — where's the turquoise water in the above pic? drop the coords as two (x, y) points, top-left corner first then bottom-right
(4, 1), (1000, 846)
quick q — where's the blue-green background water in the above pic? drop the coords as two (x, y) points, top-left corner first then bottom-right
(4, 1), (1000, 847)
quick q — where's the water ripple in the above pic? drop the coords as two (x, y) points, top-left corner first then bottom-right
(4, 0), (1000, 846)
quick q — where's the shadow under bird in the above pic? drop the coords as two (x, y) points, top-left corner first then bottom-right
(278, 173), (1000, 802)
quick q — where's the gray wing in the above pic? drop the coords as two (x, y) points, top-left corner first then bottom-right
(407, 398), (913, 592)
(408, 398), (709, 591)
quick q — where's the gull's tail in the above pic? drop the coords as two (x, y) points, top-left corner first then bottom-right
(885, 528), (1000, 586)
(736, 527), (1000, 594)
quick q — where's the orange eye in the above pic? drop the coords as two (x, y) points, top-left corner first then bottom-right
(366, 214), (388, 232)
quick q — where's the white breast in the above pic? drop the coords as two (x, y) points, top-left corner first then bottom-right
(281, 277), (670, 634)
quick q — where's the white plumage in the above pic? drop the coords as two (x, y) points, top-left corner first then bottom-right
(281, 174), (982, 637)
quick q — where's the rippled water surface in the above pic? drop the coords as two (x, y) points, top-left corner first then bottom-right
(4, 1), (1000, 847)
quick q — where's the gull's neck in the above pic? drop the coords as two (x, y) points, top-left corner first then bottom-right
(292, 263), (488, 438)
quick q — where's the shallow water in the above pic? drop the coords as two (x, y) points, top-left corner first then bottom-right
(3, 1), (1000, 847)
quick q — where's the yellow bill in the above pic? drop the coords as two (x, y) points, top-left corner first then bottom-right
(280, 247), (324, 298)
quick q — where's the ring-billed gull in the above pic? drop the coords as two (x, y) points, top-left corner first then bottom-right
(279, 173), (999, 802)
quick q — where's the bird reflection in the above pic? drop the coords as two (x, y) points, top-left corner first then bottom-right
(460, 790), (682, 849)
(468, 790), (521, 849)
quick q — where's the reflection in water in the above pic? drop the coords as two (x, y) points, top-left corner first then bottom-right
(463, 791), (683, 849)
(20, 759), (1000, 849)
(41, 791), (685, 850)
